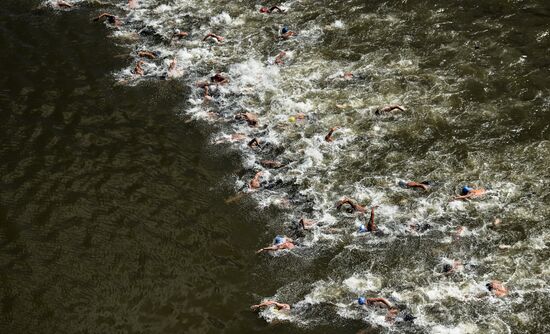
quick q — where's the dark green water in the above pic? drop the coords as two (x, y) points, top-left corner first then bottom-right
(0, 2), (296, 333)
(1, 0), (550, 333)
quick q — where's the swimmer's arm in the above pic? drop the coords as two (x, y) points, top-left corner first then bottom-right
(336, 198), (351, 209)
(407, 182), (428, 190)
(270, 6), (284, 13)
(256, 246), (278, 253)
(367, 298), (393, 308)
(57, 0), (73, 8)
(203, 33), (224, 42)
(369, 207), (375, 223)
(274, 302), (290, 309)
(93, 13), (114, 21)
(250, 301), (275, 309)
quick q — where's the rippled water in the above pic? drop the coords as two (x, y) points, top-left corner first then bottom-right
(2, 0), (550, 333)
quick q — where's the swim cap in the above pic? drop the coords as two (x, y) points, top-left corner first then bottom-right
(358, 296), (366, 305)
(289, 116), (296, 123)
(281, 26), (289, 34)
(398, 180), (406, 188)
(274, 236), (285, 245)
(260, 7), (269, 13)
(174, 28), (181, 34)
(359, 224), (367, 233)
(461, 186), (472, 195)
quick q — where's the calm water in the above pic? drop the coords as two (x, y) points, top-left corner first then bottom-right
(1, 0), (549, 333)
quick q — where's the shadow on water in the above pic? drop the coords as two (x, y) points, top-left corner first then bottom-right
(0, 2), (339, 333)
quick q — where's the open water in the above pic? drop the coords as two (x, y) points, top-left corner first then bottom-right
(1, 0), (549, 333)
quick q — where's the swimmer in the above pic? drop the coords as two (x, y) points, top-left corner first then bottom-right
(358, 297), (398, 323)
(398, 180), (430, 191)
(167, 58), (181, 78)
(375, 105), (406, 115)
(486, 280), (507, 297)
(294, 113), (306, 121)
(128, 0), (138, 9)
(343, 72), (353, 80)
(336, 197), (366, 214)
(137, 51), (157, 59)
(93, 13), (122, 27)
(195, 82), (211, 99)
(133, 60), (145, 76)
(249, 171), (263, 189)
(325, 126), (338, 142)
(56, 0), (73, 9)
(275, 51), (286, 65)
(203, 33), (224, 43)
(195, 73), (228, 99)
(454, 226), (465, 240)
(260, 160), (286, 169)
(299, 218), (316, 230)
(259, 6), (284, 14)
(251, 300), (290, 311)
(452, 186), (487, 201)
(173, 29), (189, 39)
(279, 26), (297, 40)
(236, 112), (259, 127)
(211, 73), (229, 85)
(248, 138), (261, 148)
(256, 236), (295, 253)
(442, 260), (462, 274)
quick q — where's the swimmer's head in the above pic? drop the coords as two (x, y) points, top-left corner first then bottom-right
(358, 296), (366, 305)
(274, 236), (285, 245)
(359, 224), (367, 233)
(443, 263), (453, 273)
(461, 186), (473, 195)
(281, 26), (289, 34)
(174, 28), (181, 34)
(486, 283), (493, 291)
(260, 7), (269, 13)
(398, 180), (406, 188)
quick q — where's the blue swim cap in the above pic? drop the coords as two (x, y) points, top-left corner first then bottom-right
(274, 236), (285, 245)
(358, 296), (366, 305)
(281, 26), (289, 34)
(359, 224), (367, 233)
(398, 180), (406, 188)
(461, 186), (472, 195)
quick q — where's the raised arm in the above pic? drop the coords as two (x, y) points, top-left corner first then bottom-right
(168, 58), (177, 71)
(325, 127), (337, 142)
(249, 171), (263, 189)
(270, 6), (284, 13)
(367, 206), (377, 232)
